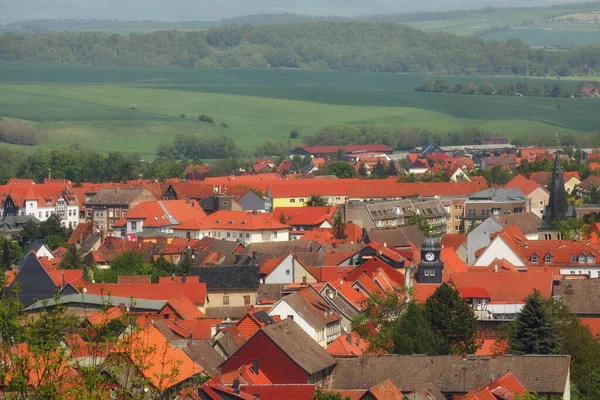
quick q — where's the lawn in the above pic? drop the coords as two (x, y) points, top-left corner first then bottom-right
(0, 63), (596, 157)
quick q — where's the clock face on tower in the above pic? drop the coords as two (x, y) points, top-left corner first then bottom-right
(424, 252), (435, 262)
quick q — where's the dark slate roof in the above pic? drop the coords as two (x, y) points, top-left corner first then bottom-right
(253, 310), (275, 324)
(244, 241), (320, 257)
(366, 226), (425, 249)
(191, 265), (259, 291)
(260, 318), (336, 375)
(0, 215), (40, 232)
(329, 355), (570, 394)
(25, 293), (167, 312)
(182, 340), (225, 376)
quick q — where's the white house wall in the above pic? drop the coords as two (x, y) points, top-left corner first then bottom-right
(473, 236), (525, 267)
(268, 300), (322, 346)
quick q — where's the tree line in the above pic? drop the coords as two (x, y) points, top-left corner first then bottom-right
(415, 79), (582, 98)
(1, 23), (600, 75)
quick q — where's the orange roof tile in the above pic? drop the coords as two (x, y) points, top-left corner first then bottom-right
(167, 294), (207, 319)
(369, 379), (404, 400)
(220, 364), (271, 385)
(504, 174), (547, 196)
(83, 281), (207, 305)
(114, 324), (202, 390)
(273, 206), (335, 226)
(327, 332), (368, 356)
(177, 210), (289, 232)
(87, 306), (124, 326)
(125, 199), (206, 228)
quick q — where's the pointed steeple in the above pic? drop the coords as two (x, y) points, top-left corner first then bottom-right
(540, 147), (570, 230)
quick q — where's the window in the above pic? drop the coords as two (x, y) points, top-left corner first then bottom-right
(429, 270), (435, 276)
(454, 215), (461, 221)
(115, 210), (120, 218)
(274, 231), (278, 238)
(530, 254), (539, 263)
(335, 197), (341, 201)
(454, 226), (460, 232)
(571, 255), (577, 262)
(130, 221), (137, 231)
(290, 199), (296, 203)
(239, 232), (244, 238)
(287, 315), (294, 320)
(299, 198), (305, 203)
(570, 270), (575, 275)
(424, 270), (430, 276)
(285, 269), (290, 276)
(539, 200), (544, 206)
(579, 255), (586, 264)
(454, 205), (463, 210)
(587, 255), (595, 264)
(223, 296), (229, 306)
(227, 232), (231, 238)
(108, 210), (114, 218)
(45, 211), (49, 218)
(244, 295), (251, 306)
(246, 233), (250, 238)
(544, 254), (552, 263)
(492, 208), (500, 215)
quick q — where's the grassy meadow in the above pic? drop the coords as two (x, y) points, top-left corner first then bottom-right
(0, 63), (598, 157)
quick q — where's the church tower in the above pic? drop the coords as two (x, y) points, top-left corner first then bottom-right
(417, 237), (443, 284)
(538, 148), (576, 240)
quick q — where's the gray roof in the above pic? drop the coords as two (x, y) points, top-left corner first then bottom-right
(0, 215), (40, 232)
(244, 241), (320, 257)
(25, 293), (167, 312)
(182, 340), (225, 376)
(366, 226), (425, 248)
(469, 188), (525, 202)
(260, 318), (337, 375)
(191, 265), (259, 291)
(494, 212), (542, 236)
(556, 278), (600, 315)
(257, 284), (286, 303)
(278, 287), (341, 329)
(329, 355), (570, 394)
(86, 187), (148, 206)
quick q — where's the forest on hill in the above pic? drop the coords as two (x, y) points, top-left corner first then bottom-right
(1, 22), (599, 75)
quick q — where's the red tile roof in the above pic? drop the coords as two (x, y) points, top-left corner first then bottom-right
(83, 282), (207, 305)
(440, 234), (467, 250)
(369, 379), (404, 400)
(167, 294), (207, 319)
(327, 332), (368, 356)
(239, 385), (316, 400)
(345, 256), (404, 285)
(86, 306), (124, 326)
(125, 199), (206, 228)
(220, 364), (271, 385)
(580, 318), (600, 338)
(457, 287), (491, 299)
(177, 211), (289, 232)
(114, 323), (202, 390)
(273, 206), (335, 226)
(504, 174), (547, 196)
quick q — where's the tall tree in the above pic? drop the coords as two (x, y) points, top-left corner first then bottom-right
(371, 160), (388, 178)
(59, 245), (83, 270)
(387, 160), (399, 176)
(407, 214), (432, 236)
(424, 283), (479, 355)
(391, 302), (437, 355)
(332, 212), (345, 240)
(509, 290), (558, 355)
(358, 162), (367, 178)
(0, 238), (22, 271)
(326, 161), (356, 179)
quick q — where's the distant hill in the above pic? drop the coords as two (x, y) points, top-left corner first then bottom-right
(0, 21), (598, 76)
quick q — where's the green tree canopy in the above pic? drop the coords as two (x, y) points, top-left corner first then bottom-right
(306, 195), (329, 207)
(510, 290), (558, 355)
(407, 214), (432, 236)
(424, 283), (479, 355)
(326, 161), (356, 179)
(0, 238), (22, 271)
(59, 245), (83, 270)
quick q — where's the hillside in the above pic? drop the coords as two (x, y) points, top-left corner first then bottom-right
(0, 22), (599, 76)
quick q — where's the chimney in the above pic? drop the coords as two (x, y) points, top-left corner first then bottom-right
(235, 254), (242, 264)
(118, 303), (126, 313)
(61, 270), (65, 287)
(232, 378), (241, 394)
(182, 273), (187, 283)
(302, 276), (307, 285)
(346, 332), (352, 344)
(252, 359), (259, 375)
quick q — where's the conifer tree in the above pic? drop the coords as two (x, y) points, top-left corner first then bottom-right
(424, 283), (479, 355)
(510, 290), (558, 355)
(387, 160), (399, 176)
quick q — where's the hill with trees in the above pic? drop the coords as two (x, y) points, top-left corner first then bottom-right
(0, 22), (598, 75)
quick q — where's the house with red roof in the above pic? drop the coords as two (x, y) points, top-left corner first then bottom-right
(1, 183), (80, 229)
(273, 206), (335, 239)
(218, 318), (337, 385)
(327, 331), (368, 357)
(113, 199), (207, 240)
(474, 225), (600, 277)
(259, 252), (317, 284)
(171, 210), (290, 244)
(291, 145), (393, 158)
(268, 287), (342, 347)
(504, 174), (548, 218)
(462, 372), (527, 400)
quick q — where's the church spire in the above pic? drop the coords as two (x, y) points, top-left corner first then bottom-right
(540, 145), (570, 230)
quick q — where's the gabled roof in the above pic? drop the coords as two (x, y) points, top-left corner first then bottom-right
(80, 281), (207, 305)
(188, 210), (289, 231)
(277, 286), (341, 328)
(125, 199), (206, 228)
(166, 294), (206, 320)
(257, 318), (337, 374)
(327, 332), (368, 356)
(504, 174), (547, 196)
(273, 206), (335, 226)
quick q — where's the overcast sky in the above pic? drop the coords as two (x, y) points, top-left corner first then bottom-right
(0, 0), (583, 22)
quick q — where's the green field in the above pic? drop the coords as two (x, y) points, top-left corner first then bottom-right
(0, 62), (597, 157)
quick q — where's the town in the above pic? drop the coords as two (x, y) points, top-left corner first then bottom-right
(1, 140), (598, 399)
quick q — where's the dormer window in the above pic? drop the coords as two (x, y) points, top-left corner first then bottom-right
(579, 254), (586, 264)
(571, 255), (577, 262)
(544, 254), (552, 263)
(530, 254), (539, 263)
(587, 255), (595, 264)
